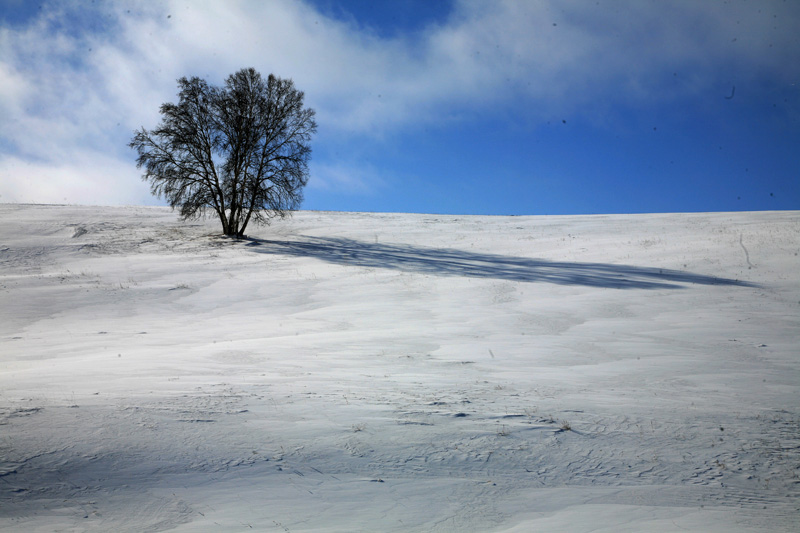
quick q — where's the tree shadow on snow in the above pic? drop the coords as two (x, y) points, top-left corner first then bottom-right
(245, 236), (756, 290)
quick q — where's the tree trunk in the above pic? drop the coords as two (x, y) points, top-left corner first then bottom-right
(217, 210), (230, 236)
(239, 191), (259, 238)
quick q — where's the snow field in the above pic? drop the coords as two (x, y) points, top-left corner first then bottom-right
(1, 205), (798, 531)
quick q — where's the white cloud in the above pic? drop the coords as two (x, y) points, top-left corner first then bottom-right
(308, 161), (386, 195)
(1, 0), (797, 205)
(0, 153), (154, 205)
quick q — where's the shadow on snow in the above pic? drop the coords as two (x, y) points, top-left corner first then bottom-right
(244, 236), (756, 290)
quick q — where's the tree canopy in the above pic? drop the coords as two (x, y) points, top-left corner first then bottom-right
(130, 68), (316, 237)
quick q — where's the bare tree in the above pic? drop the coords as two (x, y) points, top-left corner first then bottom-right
(130, 68), (316, 237)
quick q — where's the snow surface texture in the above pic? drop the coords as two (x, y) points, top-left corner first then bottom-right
(1, 204), (798, 532)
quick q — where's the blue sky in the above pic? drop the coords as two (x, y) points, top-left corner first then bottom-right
(1, 0), (798, 215)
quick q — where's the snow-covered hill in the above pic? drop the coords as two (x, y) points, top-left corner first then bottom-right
(1, 204), (798, 532)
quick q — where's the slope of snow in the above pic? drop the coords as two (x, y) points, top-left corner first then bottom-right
(1, 204), (798, 532)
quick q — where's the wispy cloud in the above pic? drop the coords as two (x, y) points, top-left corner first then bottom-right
(1, 0), (796, 205)
(308, 161), (386, 195)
